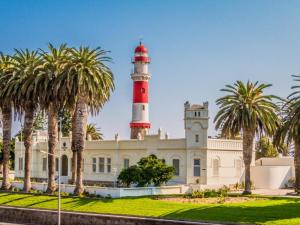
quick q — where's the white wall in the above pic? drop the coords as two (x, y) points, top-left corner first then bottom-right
(251, 166), (294, 189)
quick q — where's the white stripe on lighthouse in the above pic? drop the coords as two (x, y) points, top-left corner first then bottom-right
(132, 103), (149, 122)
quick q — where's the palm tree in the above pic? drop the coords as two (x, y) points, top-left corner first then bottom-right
(86, 123), (103, 140)
(214, 81), (280, 194)
(57, 46), (114, 194)
(274, 75), (300, 193)
(37, 44), (71, 193)
(0, 53), (14, 190)
(3, 49), (43, 192)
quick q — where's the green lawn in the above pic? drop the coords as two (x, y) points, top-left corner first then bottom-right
(0, 193), (299, 225)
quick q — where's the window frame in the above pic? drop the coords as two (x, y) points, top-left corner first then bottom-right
(42, 158), (47, 172)
(193, 158), (201, 177)
(19, 157), (23, 171)
(98, 157), (105, 173)
(212, 158), (219, 177)
(124, 158), (130, 169)
(107, 158), (111, 173)
(92, 158), (97, 173)
(172, 158), (180, 176)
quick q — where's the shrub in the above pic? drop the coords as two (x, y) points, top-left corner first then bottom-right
(118, 154), (175, 187)
(105, 194), (112, 199)
(11, 186), (21, 192)
(287, 177), (295, 188)
(190, 186), (230, 199)
(191, 190), (204, 198)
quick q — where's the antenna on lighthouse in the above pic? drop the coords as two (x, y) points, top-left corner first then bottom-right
(138, 35), (143, 45)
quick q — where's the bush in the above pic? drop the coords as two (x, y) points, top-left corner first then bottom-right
(287, 177), (295, 188)
(118, 154), (175, 187)
(11, 186), (21, 192)
(191, 190), (204, 198)
(233, 181), (255, 190)
(190, 186), (230, 199)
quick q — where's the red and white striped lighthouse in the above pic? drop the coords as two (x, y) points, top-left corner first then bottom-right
(130, 42), (151, 139)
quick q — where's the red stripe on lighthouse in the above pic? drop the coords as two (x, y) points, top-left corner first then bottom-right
(133, 81), (148, 103)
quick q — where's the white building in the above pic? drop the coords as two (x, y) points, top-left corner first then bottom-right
(14, 43), (253, 187)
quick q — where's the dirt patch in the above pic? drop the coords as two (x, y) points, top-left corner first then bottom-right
(157, 196), (265, 204)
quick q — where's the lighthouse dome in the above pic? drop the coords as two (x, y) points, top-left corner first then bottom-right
(135, 44), (148, 53)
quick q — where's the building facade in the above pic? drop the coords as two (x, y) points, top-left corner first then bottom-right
(14, 43), (253, 186)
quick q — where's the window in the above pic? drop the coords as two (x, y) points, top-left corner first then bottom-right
(195, 134), (199, 143)
(142, 105), (145, 110)
(141, 87), (145, 93)
(107, 158), (111, 173)
(42, 158), (47, 172)
(124, 158), (130, 169)
(99, 157), (105, 173)
(92, 158), (97, 172)
(55, 158), (59, 172)
(193, 159), (201, 176)
(235, 159), (242, 177)
(212, 159), (219, 176)
(194, 112), (197, 117)
(173, 159), (180, 176)
(198, 112), (201, 117)
(18, 158), (23, 171)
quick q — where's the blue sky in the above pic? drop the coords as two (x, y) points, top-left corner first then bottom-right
(1, 0), (300, 139)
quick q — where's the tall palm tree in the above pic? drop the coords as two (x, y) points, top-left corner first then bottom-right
(3, 49), (43, 192)
(86, 123), (103, 140)
(214, 81), (280, 194)
(37, 44), (71, 193)
(56, 46), (114, 194)
(0, 53), (14, 190)
(274, 75), (300, 193)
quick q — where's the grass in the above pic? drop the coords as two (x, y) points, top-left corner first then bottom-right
(0, 193), (300, 225)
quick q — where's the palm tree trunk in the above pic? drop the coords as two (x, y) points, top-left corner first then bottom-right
(71, 108), (77, 184)
(242, 128), (255, 195)
(23, 103), (35, 192)
(46, 103), (58, 193)
(1, 104), (12, 190)
(294, 138), (300, 193)
(74, 95), (88, 195)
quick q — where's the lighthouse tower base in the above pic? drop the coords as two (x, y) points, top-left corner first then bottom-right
(130, 127), (149, 139)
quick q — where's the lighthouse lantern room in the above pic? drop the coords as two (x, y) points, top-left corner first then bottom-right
(130, 43), (151, 139)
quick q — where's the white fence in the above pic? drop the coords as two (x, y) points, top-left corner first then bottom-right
(2, 181), (190, 198)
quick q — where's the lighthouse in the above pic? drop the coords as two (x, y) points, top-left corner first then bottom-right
(130, 42), (151, 139)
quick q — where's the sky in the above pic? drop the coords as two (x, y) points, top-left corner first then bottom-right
(1, 0), (300, 139)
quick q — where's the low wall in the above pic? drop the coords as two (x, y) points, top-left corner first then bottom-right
(0, 206), (210, 225)
(6, 181), (188, 198)
(251, 166), (294, 189)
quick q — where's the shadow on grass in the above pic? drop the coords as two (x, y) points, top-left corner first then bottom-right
(0, 195), (33, 205)
(162, 199), (300, 224)
(62, 197), (114, 210)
